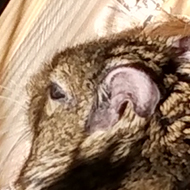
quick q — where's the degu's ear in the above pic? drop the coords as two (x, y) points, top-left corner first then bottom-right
(86, 66), (160, 133)
(171, 36), (190, 59)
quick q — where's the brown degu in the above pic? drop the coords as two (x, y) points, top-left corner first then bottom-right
(14, 17), (190, 190)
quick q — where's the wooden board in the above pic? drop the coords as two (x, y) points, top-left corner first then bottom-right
(163, 0), (190, 17)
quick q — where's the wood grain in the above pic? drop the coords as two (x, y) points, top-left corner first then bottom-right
(0, 0), (110, 187)
(163, 0), (190, 17)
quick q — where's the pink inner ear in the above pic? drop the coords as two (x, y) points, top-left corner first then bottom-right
(172, 36), (190, 60)
(105, 66), (160, 117)
(85, 66), (161, 134)
(176, 36), (190, 50)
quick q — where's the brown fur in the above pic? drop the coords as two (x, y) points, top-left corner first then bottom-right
(15, 16), (190, 190)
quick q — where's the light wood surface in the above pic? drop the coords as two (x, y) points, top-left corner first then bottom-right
(163, 0), (190, 17)
(0, 0), (190, 188)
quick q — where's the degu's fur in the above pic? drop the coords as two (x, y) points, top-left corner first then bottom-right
(15, 16), (190, 190)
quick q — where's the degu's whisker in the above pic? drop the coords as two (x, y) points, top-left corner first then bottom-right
(0, 96), (27, 110)
(0, 128), (31, 173)
(9, 78), (21, 87)
(0, 125), (30, 140)
(0, 115), (9, 120)
(0, 85), (16, 93)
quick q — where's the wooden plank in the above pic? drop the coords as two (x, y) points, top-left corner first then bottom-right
(163, 0), (190, 17)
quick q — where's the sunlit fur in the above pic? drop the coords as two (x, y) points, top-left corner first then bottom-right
(15, 17), (190, 190)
